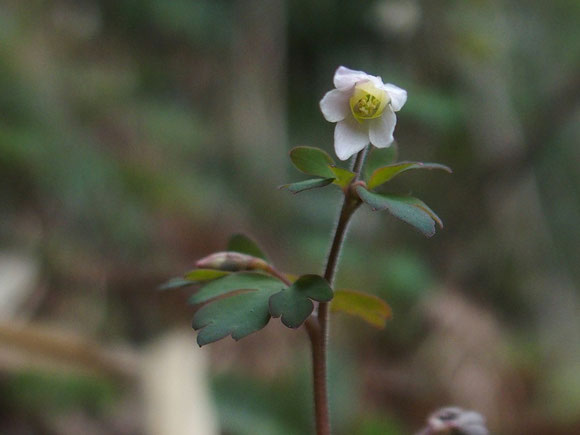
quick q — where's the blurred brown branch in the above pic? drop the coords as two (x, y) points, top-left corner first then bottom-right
(0, 322), (137, 380)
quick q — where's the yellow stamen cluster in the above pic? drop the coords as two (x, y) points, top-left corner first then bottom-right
(352, 94), (381, 118)
(349, 80), (389, 122)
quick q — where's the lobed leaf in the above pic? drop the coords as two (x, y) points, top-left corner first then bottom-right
(356, 186), (442, 237)
(279, 178), (335, 194)
(189, 272), (287, 346)
(189, 272), (284, 304)
(289, 146), (336, 178)
(367, 161), (452, 190)
(192, 289), (280, 346)
(363, 144), (398, 180)
(329, 166), (356, 189)
(227, 233), (269, 260)
(269, 275), (333, 328)
(184, 269), (231, 283)
(331, 290), (392, 328)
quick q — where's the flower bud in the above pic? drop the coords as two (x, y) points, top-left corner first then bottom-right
(195, 251), (270, 273)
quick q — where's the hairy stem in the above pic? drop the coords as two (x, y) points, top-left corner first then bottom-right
(310, 147), (367, 435)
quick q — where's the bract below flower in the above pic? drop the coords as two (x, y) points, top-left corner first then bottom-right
(320, 66), (407, 160)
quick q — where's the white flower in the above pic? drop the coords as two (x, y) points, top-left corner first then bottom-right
(319, 66), (407, 160)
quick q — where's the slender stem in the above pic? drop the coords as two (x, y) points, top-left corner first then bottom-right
(323, 148), (367, 285)
(310, 147), (367, 435)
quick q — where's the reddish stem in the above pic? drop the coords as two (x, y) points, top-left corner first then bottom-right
(310, 147), (367, 435)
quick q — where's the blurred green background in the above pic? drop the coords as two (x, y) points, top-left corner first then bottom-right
(1, 0), (579, 434)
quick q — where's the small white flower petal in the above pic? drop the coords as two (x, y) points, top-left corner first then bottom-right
(383, 83), (407, 111)
(319, 89), (350, 122)
(369, 111), (396, 148)
(334, 118), (369, 160)
(333, 66), (371, 90)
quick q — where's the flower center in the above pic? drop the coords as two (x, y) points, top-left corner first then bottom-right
(349, 81), (389, 122)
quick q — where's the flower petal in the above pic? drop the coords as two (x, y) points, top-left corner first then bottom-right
(319, 89), (350, 122)
(369, 111), (396, 148)
(383, 83), (407, 111)
(333, 66), (371, 91)
(334, 117), (369, 160)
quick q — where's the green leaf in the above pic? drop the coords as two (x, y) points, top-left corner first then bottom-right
(184, 269), (231, 283)
(279, 178), (335, 194)
(289, 146), (336, 178)
(269, 275), (333, 328)
(192, 289), (280, 346)
(190, 272), (287, 346)
(356, 186), (442, 237)
(227, 233), (268, 260)
(363, 144), (398, 180)
(189, 272), (283, 304)
(329, 166), (356, 189)
(158, 277), (196, 291)
(367, 161), (452, 190)
(331, 290), (392, 328)
(160, 268), (232, 291)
